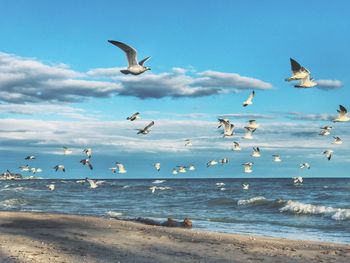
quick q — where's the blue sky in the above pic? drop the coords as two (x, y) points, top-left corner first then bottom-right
(0, 0), (349, 178)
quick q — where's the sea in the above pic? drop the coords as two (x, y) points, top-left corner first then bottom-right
(1, 178), (350, 244)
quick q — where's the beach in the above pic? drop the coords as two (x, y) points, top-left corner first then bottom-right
(0, 212), (348, 263)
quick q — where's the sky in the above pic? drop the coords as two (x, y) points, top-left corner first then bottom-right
(0, 0), (349, 179)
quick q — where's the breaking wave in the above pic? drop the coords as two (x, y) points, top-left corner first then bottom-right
(237, 196), (267, 206)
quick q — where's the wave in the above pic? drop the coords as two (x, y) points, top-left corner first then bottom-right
(106, 211), (123, 218)
(237, 196), (267, 206)
(0, 198), (28, 208)
(280, 200), (350, 221)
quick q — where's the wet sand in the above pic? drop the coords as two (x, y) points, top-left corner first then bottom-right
(0, 211), (349, 263)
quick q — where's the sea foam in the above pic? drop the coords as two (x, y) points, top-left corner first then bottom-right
(237, 196), (266, 206)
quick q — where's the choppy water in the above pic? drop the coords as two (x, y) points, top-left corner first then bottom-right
(0, 178), (350, 243)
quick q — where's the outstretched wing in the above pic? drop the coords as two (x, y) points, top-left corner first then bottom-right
(338, 105), (347, 116)
(144, 121), (155, 130)
(290, 58), (302, 73)
(108, 40), (138, 66)
(138, 56), (151, 66)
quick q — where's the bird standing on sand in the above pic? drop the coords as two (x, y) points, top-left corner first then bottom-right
(53, 165), (65, 172)
(243, 91), (255, 107)
(207, 160), (218, 167)
(127, 112), (140, 121)
(243, 127), (256, 140)
(83, 148), (92, 158)
(108, 40), (151, 75)
(137, 121), (155, 135)
(333, 105), (350, 122)
(80, 159), (93, 170)
(184, 139), (192, 147)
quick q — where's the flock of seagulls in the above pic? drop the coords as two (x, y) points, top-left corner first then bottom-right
(5, 40), (348, 191)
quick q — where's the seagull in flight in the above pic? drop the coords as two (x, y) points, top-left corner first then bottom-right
(245, 120), (259, 130)
(115, 162), (127, 174)
(127, 112), (140, 121)
(242, 162), (253, 173)
(333, 105), (350, 122)
(243, 91), (255, 107)
(219, 158), (229, 165)
(19, 165), (30, 172)
(251, 147), (261, 158)
(207, 160), (218, 167)
(217, 118), (234, 137)
(137, 121), (154, 135)
(83, 148), (92, 159)
(242, 127), (256, 140)
(154, 163), (161, 172)
(30, 167), (42, 174)
(294, 75), (317, 88)
(232, 141), (242, 151)
(108, 40), (151, 75)
(25, 155), (36, 160)
(47, 184), (55, 191)
(80, 159), (93, 170)
(184, 139), (192, 147)
(293, 176), (303, 185)
(177, 166), (187, 173)
(188, 164), (196, 171)
(242, 183), (249, 190)
(323, 150), (333, 160)
(63, 146), (73, 155)
(86, 178), (98, 189)
(332, 136), (342, 145)
(319, 126), (332, 136)
(300, 163), (311, 169)
(53, 165), (65, 172)
(285, 58), (311, 82)
(272, 155), (282, 162)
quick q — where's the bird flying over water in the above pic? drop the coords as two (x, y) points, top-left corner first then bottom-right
(243, 91), (255, 107)
(285, 58), (311, 82)
(80, 159), (93, 170)
(272, 155), (282, 162)
(332, 136), (342, 145)
(217, 118), (234, 137)
(177, 166), (187, 173)
(184, 139), (192, 147)
(242, 183), (249, 190)
(25, 155), (35, 160)
(86, 178), (98, 189)
(333, 105), (350, 122)
(137, 121), (154, 135)
(154, 163), (161, 172)
(172, 168), (178, 175)
(207, 160), (218, 167)
(53, 165), (65, 172)
(245, 120), (259, 130)
(232, 141), (242, 151)
(47, 184), (55, 191)
(219, 158), (229, 165)
(83, 148), (92, 158)
(323, 150), (333, 160)
(63, 146), (72, 155)
(108, 40), (151, 75)
(293, 176), (303, 185)
(251, 147), (261, 158)
(115, 162), (127, 174)
(243, 127), (256, 140)
(127, 112), (140, 121)
(188, 164), (196, 171)
(300, 163), (311, 169)
(242, 162), (253, 173)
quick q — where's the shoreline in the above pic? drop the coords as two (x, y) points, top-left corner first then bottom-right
(0, 211), (349, 262)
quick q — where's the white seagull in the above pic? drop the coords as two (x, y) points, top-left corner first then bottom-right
(217, 118), (234, 137)
(83, 148), (92, 158)
(108, 40), (151, 75)
(86, 178), (98, 189)
(115, 162), (127, 174)
(251, 147), (261, 158)
(47, 184), (55, 191)
(207, 160), (218, 167)
(184, 139), (192, 147)
(109, 167), (118, 173)
(333, 105), (350, 122)
(332, 136), (342, 145)
(242, 183), (249, 190)
(246, 120), (259, 130)
(294, 75), (317, 88)
(242, 162), (253, 173)
(243, 91), (255, 107)
(188, 164), (196, 171)
(243, 127), (256, 140)
(154, 163), (161, 172)
(323, 150), (333, 160)
(232, 141), (242, 151)
(300, 163), (311, 169)
(80, 159), (93, 170)
(63, 146), (72, 155)
(319, 126), (332, 136)
(293, 176), (303, 185)
(272, 155), (282, 162)
(177, 166), (187, 173)
(285, 58), (311, 81)
(19, 165), (30, 172)
(30, 167), (42, 174)
(127, 112), (140, 121)
(137, 121), (154, 135)
(25, 155), (36, 160)
(219, 158), (229, 164)
(172, 168), (178, 175)
(53, 165), (65, 172)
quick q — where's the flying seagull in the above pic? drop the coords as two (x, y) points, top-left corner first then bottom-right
(25, 155), (36, 160)
(243, 91), (255, 107)
(300, 163), (311, 169)
(177, 166), (187, 173)
(217, 118), (234, 137)
(83, 148), (92, 159)
(109, 167), (118, 173)
(108, 40), (151, 75)
(86, 178), (98, 189)
(332, 136), (342, 145)
(19, 165), (30, 172)
(127, 112), (140, 121)
(80, 159), (93, 170)
(285, 58), (311, 81)
(293, 177), (303, 185)
(30, 167), (42, 174)
(154, 163), (161, 172)
(323, 150), (333, 160)
(333, 105), (350, 122)
(47, 184), (55, 191)
(137, 121), (155, 135)
(251, 147), (261, 158)
(294, 75), (317, 88)
(184, 139), (192, 147)
(246, 120), (259, 130)
(219, 158), (229, 165)
(242, 127), (256, 140)
(115, 162), (127, 174)
(242, 162), (253, 173)
(207, 160), (218, 167)
(232, 141), (242, 151)
(272, 155), (282, 162)
(188, 164), (196, 171)
(53, 165), (65, 172)
(63, 146), (73, 155)
(319, 126), (332, 136)
(172, 168), (178, 175)
(242, 183), (249, 190)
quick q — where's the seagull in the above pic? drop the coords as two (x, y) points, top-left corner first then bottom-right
(333, 105), (350, 122)
(332, 136), (343, 145)
(63, 146), (72, 155)
(19, 165), (30, 172)
(184, 139), (192, 146)
(127, 112), (140, 121)
(285, 58), (311, 81)
(219, 158), (229, 164)
(293, 176), (303, 185)
(188, 164), (196, 171)
(154, 163), (161, 172)
(243, 91), (255, 107)
(53, 165), (65, 172)
(177, 166), (187, 173)
(272, 155), (282, 162)
(242, 127), (256, 140)
(242, 162), (253, 173)
(86, 178), (98, 189)
(80, 159), (93, 170)
(319, 126), (332, 136)
(207, 160), (218, 167)
(232, 142), (242, 151)
(294, 75), (317, 88)
(300, 163), (311, 169)
(323, 150), (333, 160)
(25, 155), (36, 160)
(109, 167), (118, 173)
(83, 148), (92, 158)
(245, 120), (260, 130)
(115, 162), (127, 174)
(149, 186), (157, 194)
(137, 121), (154, 135)
(217, 118), (234, 137)
(47, 184), (55, 191)
(242, 183), (249, 190)
(215, 182), (225, 187)
(108, 40), (151, 75)
(172, 168), (178, 175)
(30, 167), (42, 174)
(251, 147), (261, 158)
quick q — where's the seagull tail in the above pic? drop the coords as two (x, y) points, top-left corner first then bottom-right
(120, 70), (130, 75)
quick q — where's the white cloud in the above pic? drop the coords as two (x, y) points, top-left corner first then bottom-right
(317, 79), (343, 90)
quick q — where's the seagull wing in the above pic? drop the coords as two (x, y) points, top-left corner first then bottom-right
(247, 91), (255, 101)
(108, 40), (138, 66)
(290, 58), (302, 73)
(338, 105), (347, 116)
(138, 56), (151, 66)
(144, 121), (155, 130)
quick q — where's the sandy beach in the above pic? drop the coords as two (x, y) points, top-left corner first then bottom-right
(0, 212), (348, 263)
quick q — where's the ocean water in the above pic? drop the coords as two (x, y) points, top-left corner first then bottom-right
(0, 178), (350, 244)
